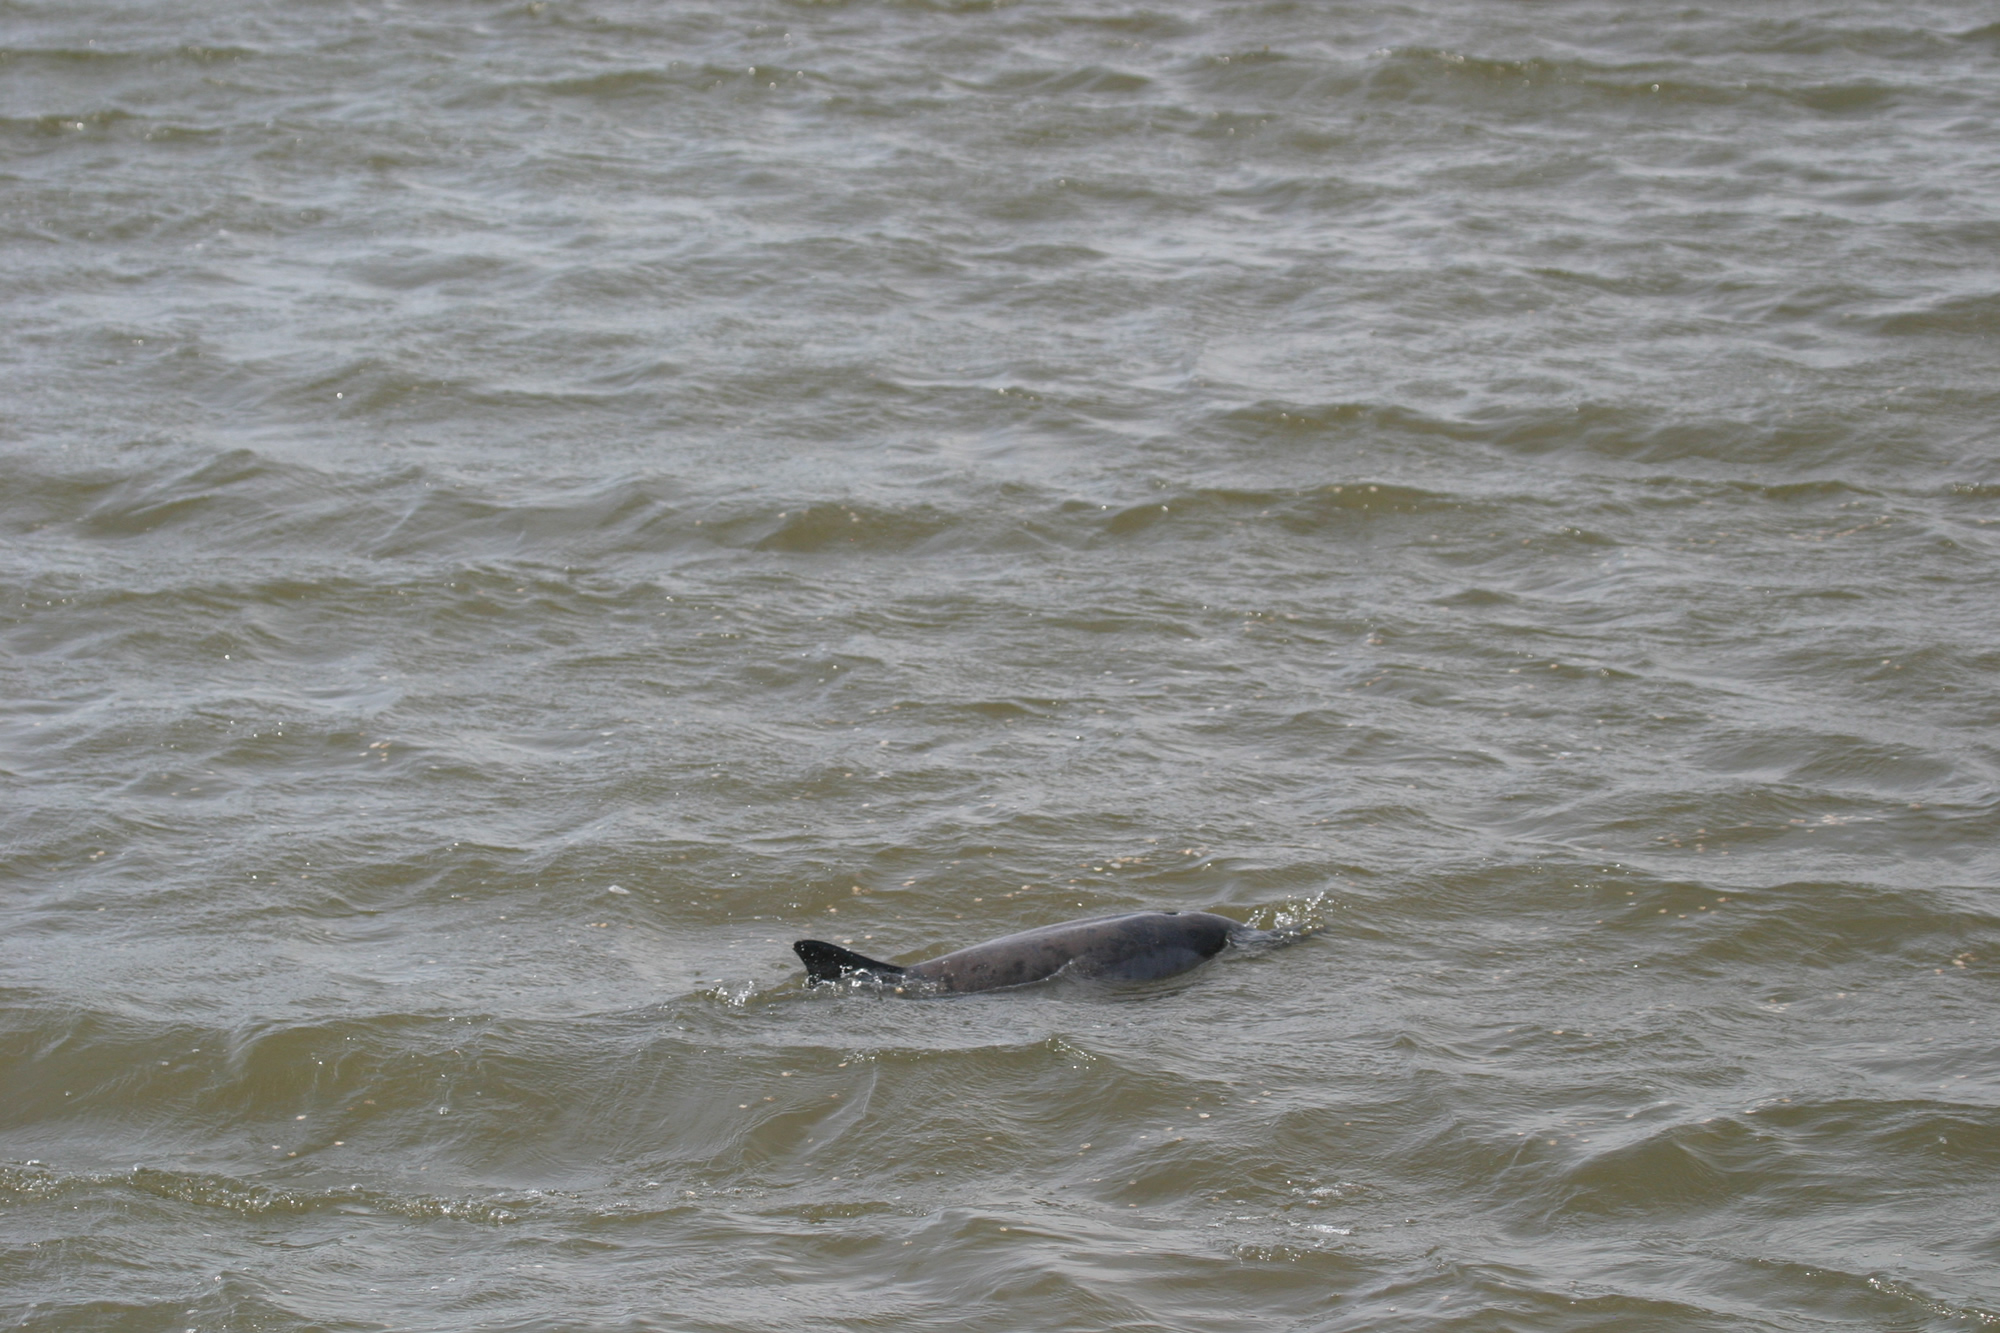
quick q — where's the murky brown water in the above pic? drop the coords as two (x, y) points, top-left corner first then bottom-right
(4, 1), (1998, 1329)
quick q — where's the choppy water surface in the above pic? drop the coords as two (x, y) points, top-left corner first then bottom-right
(4, 0), (1999, 1329)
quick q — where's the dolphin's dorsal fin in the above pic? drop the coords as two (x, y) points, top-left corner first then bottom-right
(794, 939), (905, 983)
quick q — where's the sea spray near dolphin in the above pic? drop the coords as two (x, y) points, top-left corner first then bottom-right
(794, 909), (1299, 993)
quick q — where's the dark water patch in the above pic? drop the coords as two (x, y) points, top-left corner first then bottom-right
(1197, 394), (1932, 474)
(1095, 481), (1461, 543)
(1717, 477), (1885, 504)
(744, 502), (957, 554)
(1744, 1098), (2000, 1181)
(1053, 10), (1198, 41)
(0, 107), (144, 144)
(1547, 1114), (1816, 1219)
(1430, 587), (1520, 610)
(1360, 47), (1732, 113)
(1637, 877), (1998, 976)
(1711, 19), (1966, 60)
(3, 446), (1553, 569)
(1539, 1096), (2000, 1297)
(977, 240), (1106, 270)
(1211, 167), (1387, 216)
(1695, 731), (1959, 793)
(1181, 49), (1367, 107)
(960, 63), (1153, 98)
(1484, 402), (1889, 468)
(339, 247), (541, 295)
(1528, 263), (1709, 302)
(1781, 80), (1904, 115)
(1875, 291), (2000, 337)
(529, 67), (716, 103)
(0, 42), (258, 71)
(36, 448), (355, 547)
(1368, 44), (1928, 124)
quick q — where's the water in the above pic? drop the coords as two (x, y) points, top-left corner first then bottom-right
(4, 1), (1998, 1329)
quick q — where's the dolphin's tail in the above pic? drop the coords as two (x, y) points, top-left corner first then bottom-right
(794, 939), (906, 983)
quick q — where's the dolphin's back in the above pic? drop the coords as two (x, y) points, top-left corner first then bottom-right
(903, 910), (1238, 992)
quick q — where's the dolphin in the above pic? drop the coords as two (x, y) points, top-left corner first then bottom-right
(793, 910), (1264, 993)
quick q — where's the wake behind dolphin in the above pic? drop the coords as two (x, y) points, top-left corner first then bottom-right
(794, 909), (1295, 994)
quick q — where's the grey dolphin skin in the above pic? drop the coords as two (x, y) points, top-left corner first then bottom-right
(794, 909), (1255, 993)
